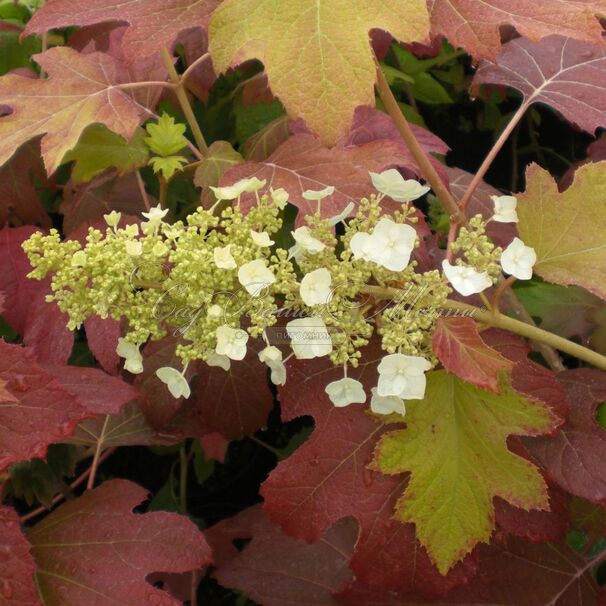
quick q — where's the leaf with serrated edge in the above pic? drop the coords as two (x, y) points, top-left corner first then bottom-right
(0, 505), (41, 606)
(210, 0), (430, 145)
(429, 0), (606, 60)
(372, 370), (560, 574)
(27, 479), (211, 606)
(24, 0), (221, 63)
(432, 316), (514, 392)
(62, 125), (149, 183)
(0, 341), (91, 473)
(221, 133), (407, 225)
(209, 505), (357, 605)
(473, 35), (606, 135)
(517, 162), (606, 300)
(0, 47), (145, 173)
(261, 342), (477, 598)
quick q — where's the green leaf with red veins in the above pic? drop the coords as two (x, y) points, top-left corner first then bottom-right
(0, 47), (146, 173)
(429, 0), (606, 61)
(517, 162), (606, 300)
(27, 480), (212, 606)
(210, 0), (430, 145)
(372, 370), (561, 574)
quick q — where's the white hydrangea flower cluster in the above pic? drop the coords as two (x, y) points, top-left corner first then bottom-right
(24, 170), (535, 420)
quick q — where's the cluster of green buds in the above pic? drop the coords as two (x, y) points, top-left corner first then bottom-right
(22, 170), (537, 418)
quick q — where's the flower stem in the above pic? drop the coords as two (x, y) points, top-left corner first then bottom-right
(373, 56), (464, 223)
(373, 62), (563, 370)
(360, 284), (606, 370)
(161, 48), (209, 155)
(444, 300), (606, 371)
(459, 103), (528, 210)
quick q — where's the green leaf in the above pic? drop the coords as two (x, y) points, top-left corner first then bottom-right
(191, 440), (215, 485)
(209, 0), (430, 145)
(372, 370), (559, 574)
(513, 279), (604, 342)
(8, 444), (78, 508)
(62, 124), (149, 183)
(411, 72), (453, 105)
(194, 140), (243, 189)
(235, 100), (285, 144)
(149, 155), (188, 180)
(0, 31), (40, 75)
(518, 162), (606, 300)
(144, 113), (189, 157)
(381, 64), (415, 85)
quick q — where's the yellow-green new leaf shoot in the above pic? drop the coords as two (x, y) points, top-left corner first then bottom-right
(145, 114), (189, 158)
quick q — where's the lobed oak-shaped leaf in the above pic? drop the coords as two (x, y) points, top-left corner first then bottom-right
(208, 505), (357, 605)
(517, 162), (606, 300)
(66, 402), (181, 450)
(24, 0), (221, 64)
(209, 0), (430, 145)
(62, 124), (149, 183)
(43, 365), (139, 416)
(0, 505), (40, 606)
(339, 535), (602, 605)
(261, 343), (477, 598)
(221, 133), (414, 225)
(527, 368), (606, 504)
(0, 341), (91, 473)
(372, 370), (561, 574)
(473, 36), (606, 135)
(429, 0), (606, 61)
(432, 316), (514, 392)
(0, 226), (73, 364)
(0, 47), (146, 173)
(27, 479), (212, 606)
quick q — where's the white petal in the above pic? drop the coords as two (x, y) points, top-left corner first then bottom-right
(104, 211), (121, 227)
(302, 186), (335, 201)
(207, 352), (231, 371)
(250, 230), (274, 247)
(292, 227), (325, 253)
(370, 169), (430, 202)
(370, 388), (406, 416)
(271, 187), (289, 209)
(238, 259), (276, 296)
(216, 325), (249, 360)
(286, 317), (332, 359)
(214, 245), (237, 270)
(300, 268), (333, 306)
(325, 378), (366, 407)
(328, 201), (355, 226)
(350, 231), (373, 261)
(156, 367), (191, 399)
(491, 195), (519, 223)
(441, 260), (492, 296)
(500, 237), (537, 280)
